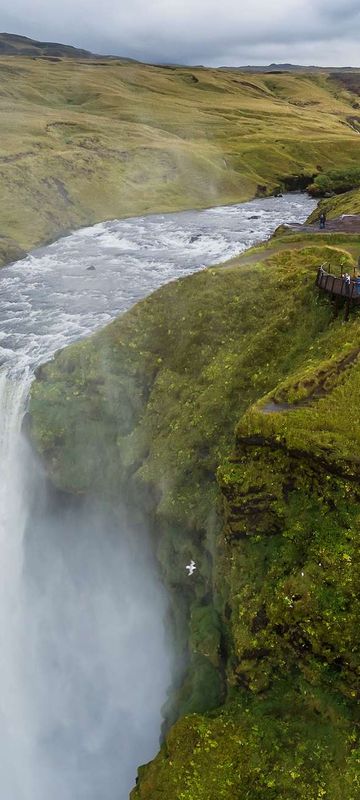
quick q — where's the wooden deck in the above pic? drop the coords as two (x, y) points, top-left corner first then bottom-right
(316, 266), (360, 319)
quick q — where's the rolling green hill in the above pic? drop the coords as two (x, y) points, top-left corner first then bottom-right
(1, 57), (360, 265)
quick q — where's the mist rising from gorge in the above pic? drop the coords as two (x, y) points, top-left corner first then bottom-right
(0, 391), (170, 800)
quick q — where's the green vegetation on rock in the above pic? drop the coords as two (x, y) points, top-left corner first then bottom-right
(308, 166), (360, 197)
(308, 187), (360, 222)
(131, 692), (360, 800)
(29, 224), (360, 797)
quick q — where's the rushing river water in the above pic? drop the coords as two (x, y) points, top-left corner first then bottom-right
(0, 193), (316, 800)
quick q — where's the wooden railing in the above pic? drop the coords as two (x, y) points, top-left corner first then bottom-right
(316, 266), (360, 301)
(316, 266), (360, 319)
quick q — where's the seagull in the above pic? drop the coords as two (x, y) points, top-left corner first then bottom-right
(186, 560), (196, 576)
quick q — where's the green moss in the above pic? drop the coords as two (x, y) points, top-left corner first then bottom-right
(219, 443), (360, 690)
(131, 688), (359, 800)
(189, 605), (222, 667)
(308, 166), (360, 197)
(173, 655), (223, 718)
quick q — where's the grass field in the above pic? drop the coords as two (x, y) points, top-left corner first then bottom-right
(1, 58), (360, 264)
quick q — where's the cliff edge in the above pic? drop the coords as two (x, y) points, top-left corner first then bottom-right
(29, 230), (360, 798)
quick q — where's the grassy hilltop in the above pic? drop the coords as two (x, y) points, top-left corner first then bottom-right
(29, 193), (360, 798)
(1, 56), (360, 264)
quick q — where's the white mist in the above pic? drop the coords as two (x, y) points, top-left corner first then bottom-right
(0, 371), (170, 799)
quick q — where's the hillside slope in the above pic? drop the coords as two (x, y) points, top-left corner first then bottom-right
(309, 187), (360, 221)
(1, 60), (360, 264)
(28, 219), (360, 798)
(0, 32), (103, 59)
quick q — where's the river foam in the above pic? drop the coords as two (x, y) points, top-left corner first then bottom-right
(0, 193), (315, 374)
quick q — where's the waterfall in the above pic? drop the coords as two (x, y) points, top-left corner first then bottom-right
(0, 193), (315, 797)
(0, 368), (44, 796)
(0, 366), (171, 799)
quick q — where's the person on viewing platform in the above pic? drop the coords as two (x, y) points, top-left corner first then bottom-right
(319, 212), (326, 229)
(342, 272), (351, 295)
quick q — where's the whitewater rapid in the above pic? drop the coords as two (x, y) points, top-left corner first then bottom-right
(0, 192), (316, 799)
(0, 194), (315, 374)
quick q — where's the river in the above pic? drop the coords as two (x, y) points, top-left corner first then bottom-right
(0, 192), (316, 799)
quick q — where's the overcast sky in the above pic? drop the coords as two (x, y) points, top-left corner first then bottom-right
(1, 0), (360, 66)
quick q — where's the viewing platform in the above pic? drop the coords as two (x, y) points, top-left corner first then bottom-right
(316, 266), (360, 320)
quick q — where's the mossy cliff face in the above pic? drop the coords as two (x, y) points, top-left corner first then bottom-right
(29, 239), (360, 797)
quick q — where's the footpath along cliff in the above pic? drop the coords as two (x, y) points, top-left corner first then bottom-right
(29, 212), (360, 798)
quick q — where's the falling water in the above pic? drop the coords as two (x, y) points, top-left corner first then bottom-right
(0, 193), (316, 798)
(0, 369), (39, 796)
(0, 369), (171, 799)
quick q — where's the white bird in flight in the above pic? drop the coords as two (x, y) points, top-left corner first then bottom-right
(186, 560), (196, 576)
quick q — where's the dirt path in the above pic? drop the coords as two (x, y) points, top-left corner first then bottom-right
(235, 242), (303, 266)
(218, 214), (360, 270)
(288, 214), (360, 234)
(222, 240), (342, 269)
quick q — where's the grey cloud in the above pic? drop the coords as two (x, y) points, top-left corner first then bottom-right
(316, 0), (360, 20)
(0, 0), (359, 66)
